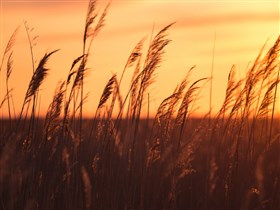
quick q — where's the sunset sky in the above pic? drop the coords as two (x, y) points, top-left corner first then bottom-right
(0, 0), (279, 118)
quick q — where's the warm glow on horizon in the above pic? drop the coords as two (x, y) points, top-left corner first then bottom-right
(1, 0), (279, 118)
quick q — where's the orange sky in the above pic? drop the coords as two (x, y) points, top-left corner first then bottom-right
(1, 0), (279, 118)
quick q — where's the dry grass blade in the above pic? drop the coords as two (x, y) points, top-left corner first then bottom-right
(126, 38), (145, 69)
(176, 78), (208, 125)
(74, 92), (90, 114)
(98, 74), (116, 109)
(257, 79), (280, 118)
(166, 66), (196, 122)
(174, 78), (208, 150)
(66, 55), (87, 102)
(156, 78), (187, 130)
(113, 76), (123, 110)
(61, 55), (87, 135)
(71, 55), (89, 92)
(6, 52), (13, 79)
(155, 92), (180, 126)
(44, 82), (65, 140)
(228, 88), (245, 119)
(119, 37), (145, 90)
(177, 66), (196, 95)
(0, 89), (13, 109)
(218, 65), (243, 117)
(70, 54), (86, 73)
(129, 55), (142, 115)
(220, 65), (237, 112)
(0, 26), (20, 72)
(65, 55), (86, 104)
(4, 27), (20, 55)
(108, 39), (144, 120)
(262, 35), (280, 81)
(5, 52), (14, 121)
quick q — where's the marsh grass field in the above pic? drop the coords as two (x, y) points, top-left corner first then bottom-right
(0, 0), (280, 209)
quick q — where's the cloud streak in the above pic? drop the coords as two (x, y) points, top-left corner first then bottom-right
(177, 12), (278, 28)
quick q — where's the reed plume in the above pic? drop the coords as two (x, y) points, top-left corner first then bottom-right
(108, 38), (145, 119)
(175, 78), (208, 149)
(132, 23), (174, 136)
(0, 27), (19, 122)
(0, 26), (19, 73)
(6, 52), (14, 121)
(25, 50), (59, 104)
(84, 0), (97, 45)
(98, 75), (116, 110)
(176, 78), (208, 125)
(89, 75), (116, 139)
(64, 55), (86, 113)
(17, 50), (59, 131)
(218, 65), (243, 118)
(44, 82), (65, 141)
(79, 0), (109, 143)
(140, 23), (174, 97)
(257, 79), (280, 119)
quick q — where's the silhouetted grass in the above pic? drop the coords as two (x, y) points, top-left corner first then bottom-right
(0, 0), (279, 209)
